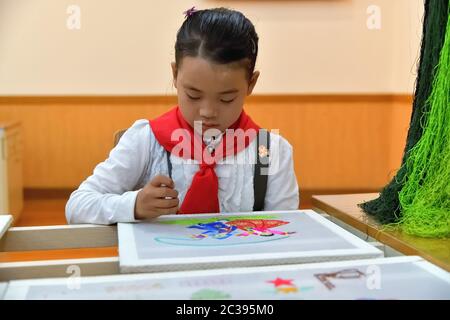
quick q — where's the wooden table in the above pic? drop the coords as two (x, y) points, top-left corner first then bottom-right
(312, 193), (450, 272)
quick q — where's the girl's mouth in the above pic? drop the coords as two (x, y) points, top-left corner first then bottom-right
(202, 123), (220, 129)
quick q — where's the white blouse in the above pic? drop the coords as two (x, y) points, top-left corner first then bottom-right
(65, 119), (300, 225)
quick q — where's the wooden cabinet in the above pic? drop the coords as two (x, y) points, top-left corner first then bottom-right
(0, 121), (23, 224)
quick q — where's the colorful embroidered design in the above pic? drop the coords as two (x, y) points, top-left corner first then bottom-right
(227, 219), (296, 237)
(266, 277), (298, 294)
(154, 216), (295, 246)
(188, 221), (237, 239)
(266, 277), (312, 294)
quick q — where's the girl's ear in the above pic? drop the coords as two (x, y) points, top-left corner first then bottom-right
(171, 62), (178, 89)
(247, 71), (260, 95)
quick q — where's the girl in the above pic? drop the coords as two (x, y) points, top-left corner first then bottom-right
(66, 7), (299, 225)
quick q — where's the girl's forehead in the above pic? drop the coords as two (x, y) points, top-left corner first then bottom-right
(177, 56), (248, 90)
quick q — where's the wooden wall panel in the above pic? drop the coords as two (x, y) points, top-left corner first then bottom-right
(0, 95), (412, 191)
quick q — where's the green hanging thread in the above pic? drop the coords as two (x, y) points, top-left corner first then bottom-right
(398, 7), (450, 238)
(359, 0), (449, 224)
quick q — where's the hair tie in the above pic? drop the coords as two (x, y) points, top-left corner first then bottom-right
(183, 6), (197, 18)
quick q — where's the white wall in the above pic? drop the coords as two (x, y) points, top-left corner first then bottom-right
(0, 0), (424, 95)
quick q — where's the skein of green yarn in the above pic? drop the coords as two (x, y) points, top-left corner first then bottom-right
(359, 0), (449, 224)
(398, 4), (450, 238)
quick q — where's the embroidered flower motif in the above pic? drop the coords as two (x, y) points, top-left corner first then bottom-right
(258, 145), (269, 158)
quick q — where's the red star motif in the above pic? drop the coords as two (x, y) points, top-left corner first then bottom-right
(267, 277), (294, 287)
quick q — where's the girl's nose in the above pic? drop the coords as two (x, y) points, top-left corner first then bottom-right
(199, 104), (218, 119)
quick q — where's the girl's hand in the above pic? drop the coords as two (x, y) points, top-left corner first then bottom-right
(134, 175), (179, 220)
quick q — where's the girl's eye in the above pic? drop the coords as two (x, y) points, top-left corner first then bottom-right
(221, 98), (235, 104)
(187, 94), (201, 100)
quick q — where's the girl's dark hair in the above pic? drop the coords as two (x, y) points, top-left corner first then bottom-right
(175, 8), (259, 79)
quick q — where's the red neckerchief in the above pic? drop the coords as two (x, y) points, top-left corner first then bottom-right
(149, 106), (260, 214)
